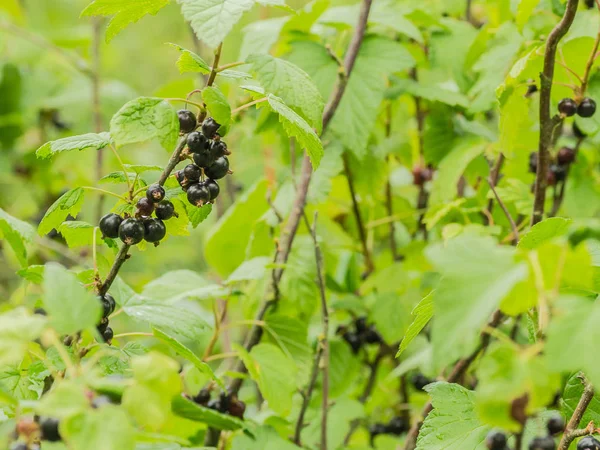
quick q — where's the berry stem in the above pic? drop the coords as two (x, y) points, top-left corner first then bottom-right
(206, 43), (223, 88)
(81, 186), (130, 203)
(580, 10), (600, 96)
(558, 374), (595, 450)
(108, 144), (133, 195)
(487, 176), (519, 244)
(165, 98), (205, 111)
(112, 332), (153, 338)
(231, 97), (268, 115)
(216, 61), (246, 72)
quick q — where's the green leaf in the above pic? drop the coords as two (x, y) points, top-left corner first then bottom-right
(168, 43), (210, 74)
(42, 263), (102, 335)
(0, 366), (40, 401)
(81, 0), (170, 43)
(17, 265), (45, 284)
(416, 382), (490, 450)
(371, 291), (417, 344)
(286, 41), (338, 100)
(38, 188), (85, 236)
(517, 218), (572, 250)
(62, 406), (136, 450)
(185, 201), (212, 228)
(562, 373), (600, 427)
(36, 381), (90, 419)
(99, 171), (137, 184)
(57, 221), (100, 248)
(426, 234), (527, 371)
(397, 292), (434, 357)
(202, 86), (231, 126)
(171, 395), (246, 431)
(152, 327), (224, 389)
(266, 94), (323, 168)
(0, 309), (46, 366)
(0, 208), (35, 267)
(122, 164), (163, 174)
(141, 270), (227, 303)
(36, 132), (112, 159)
(370, 0), (423, 42)
(387, 77), (469, 107)
(225, 256), (270, 284)
(110, 97), (179, 151)
(231, 425), (296, 450)
(516, 0), (541, 29)
(248, 54), (324, 132)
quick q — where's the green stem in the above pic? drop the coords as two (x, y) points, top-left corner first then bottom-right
(82, 186), (130, 203)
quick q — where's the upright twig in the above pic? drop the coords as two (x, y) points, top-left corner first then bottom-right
(532, 0), (579, 226)
(488, 176), (519, 244)
(294, 345), (323, 445)
(558, 374), (595, 450)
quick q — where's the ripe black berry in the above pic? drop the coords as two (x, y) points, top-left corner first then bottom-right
(99, 293), (116, 318)
(526, 84), (538, 97)
(342, 332), (362, 354)
(558, 98), (577, 117)
(192, 149), (214, 168)
(355, 317), (368, 333)
(99, 213), (122, 239)
(146, 184), (166, 203)
(193, 388), (211, 406)
(204, 179), (220, 201)
(546, 414), (565, 436)
(136, 197), (155, 217)
(40, 417), (61, 442)
(187, 131), (209, 153)
(175, 170), (189, 191)
(557, 147), (576, 165)
(386, 416), (408, 435)
(486, 431), (507, 450)
(529, 436), (556, 450)
(577, 436), (600, 450)
(205, 156), (230, 180)
(578, 98), (597, 118)
(551, 164), (567, 182)
(102, 327), (114, 343)
(178, 109), (197, 133)
(97, 317), (109, 334)
(228, 397), (246, 419)
(412, 373), (434, 391)
(143, 218), (166, 243)
(202, 117), (221, 138)
(369, 423), (387, 438)
(363, 327), (382, 344)
(210, 140), (230, 158)
(183, 164), (201, 182)
(187, 183), (211, 207)
(529, 152), (538, 174)
(118, 218), (145, 245)
(155, 201), (175, 220)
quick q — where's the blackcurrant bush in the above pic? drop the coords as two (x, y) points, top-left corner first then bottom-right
(136, 197), (155, 217)
(218, 392), (231, 413)
(187, 183), (211, 207)
(99, 293), (116, 318)
(369, 423), (387, 438)
(412, 373), (434, 391)
(118, 218), (145, 245)
(529, 436), (556, 450)
(573, 122), (587, 139)
(178, 109), (197, 133)
(155, 201), (175, 220)
(342, 332), (362, 354)
(355, 317), (368, 333)
(97, 317), (109, 334)
(363, 327), (382, 344)
(386, 416), (408, 435)
(551, 164), (567, 182)
(546, 414), (565, 436)
(99, 213), (122, 239)
(486, 430), (507, 450)
(91, 395), (113, 409)
(193, 388), (211, 405)
(187, 131), (209, 153)
(557, 147), (576, 165)
(102, 327), (114, 343)
(210, 140), (230, 158)
(577, 436), (600, 450)
(228, 397), (246, 419)
(192, 149), (214, 168)
(146, 184), (166, 203)
(205, 156), (229, 180)
(204, 179), (220, 201)
(202, 117), (221, 138)
(40, 417), (61, 442)
(558, 98), (577, 117)
(143, 218), (166, 243)
(183, 164), (201, 182)
(529, 152), (538, 174)
(578, 98), (597, 118)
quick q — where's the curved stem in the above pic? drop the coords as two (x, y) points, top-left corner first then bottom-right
(109, 144), (132, 194)
(231, 97), (268, 115)
(558, 374), (595, 450)
(217, 61), (246, 72)
(82, 186), (129, 203)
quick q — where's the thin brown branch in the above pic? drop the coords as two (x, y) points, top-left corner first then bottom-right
(294, 345), (323, 446)
(558, 374), (594, 450)
(488, 177), (519, 245)
(580, 16), (600, 96)
(206, 43), (223, 88)
(485, 153), (505, 222)
(532, 0), (579, 226)
(98, 244), (130, 296)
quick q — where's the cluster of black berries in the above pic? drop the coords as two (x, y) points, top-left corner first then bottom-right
(486, 415), (565, 450)
(558, 97), (596, 119)
(411, 372), (435, 391)
(175, 115), (231, 208)
(577, 436), (600, 450)
(99, 185), (176, 247)
(369, 417), (408, 443)
(337, 317), (382, 354)
(529, 146), (576, 186)
(191, 389), (245, 420)
(96, 293), (116, 344)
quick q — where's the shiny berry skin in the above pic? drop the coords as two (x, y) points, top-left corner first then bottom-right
(412, 373), (433, 391)
(578, 98), (597, 118)
(187, 131), (209, 153)
(207, 399), (221, 411)
(202, 117), (221, 138)
(99, 293), (116, 318)
(97, 317), (109, 334)
(146, 184), (166, 203)
(551, 164), (567, 182)
(175, 170), (188, 191)
(136, 197), (155, 217)
(529, 152), (538, 174)
(486, 431), (507, 450)
(143, 218), (166, 243)
(558, 98), (577, 117)
(529, 436), (556, 450)
(187, 183), (211, 207)
(99, 213), (122, 239)
(547, 168), (557, 186)
(578, 436), (600, 450)
(204, 179), (220, 201)
(178, 109), (197, 133)
(546, 414), (565, 436)
(155, 201), (175, 220)
(229, 397), (246, 419)
(526, 84), (538, 96)
(118, 218), (145, 245)
(102, 327), (114, 343)
(183, 164), (201, 182)
(40, 417), (61, 442)
(557, 147), (576, 165)
(193, 149), (214, 168)
(193, 388), (211, 405)
(205, 156), (229, 180)
(210, 140), (230, 158)
(386, 416), (408, 435)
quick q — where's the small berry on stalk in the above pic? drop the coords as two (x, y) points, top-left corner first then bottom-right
(578, 435), (600, 450)
(143, 218), (166, 243)
(412, 373), (434, 391)
(546, 414), (565, 436)
(578, 98), (597, 118)
(547, 168), (557, 186)
(155, 201), (176, 220)
(342, 332), (362, 354)
(187, 183), (211, 207)
(187, 131), (209, 153)
(363, 326), (382, 344)
(175, 170), (188, 191)
(34, 307), (47, 316)
(557, 147), (576, 165)
(202, 117), (221, 138)
(485, 430), (507, 450)
(369, 423), (387, 441)
(525, 84), (538, 97)
(118, 218), (145, 245)
(102, 327), (114, 343)
(528, 435), (556, 450)
(558, 98), (577, 117)
(193, 149), (215, 168)
(412, 166), (433, 186)
(97, 317), (109, 334)
(193, 388), (211, 406)
(228, 397), (246, 419)
(136, 197), (155, 217)
(178, 109), (197, 133)
(40, 417), (61, 442)
(99, 293), (116, 318)
(210, 140), (230, 158)
(355, 317), (368, 333)
(204, 179), (220, 201)
(99, 213), (122, 239)
(183, 164), (201, 182)
(146, 184), (166, 203)
(551, 164), (567, 182)
(386, 416), (408, 435)
(205, 156), (230, 180)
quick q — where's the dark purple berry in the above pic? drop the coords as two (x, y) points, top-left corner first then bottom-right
(178, 109), (197, 133)
(586, 0), (595, 8)
(546, 414), (565, 436)
(193, 388), (211, 405)
(412, 166), (433, 186)
(526, 84), (538, 97)
(578, 436), (600, 450)
(551, 164), (567, 182)
(118, 218), (145, 245)
(342, 332), (362, 354)
(187, 183), (211, 207)
(34, 308), (47, 316)
(40, 418), (61, 442)
(175, 170), (188, 191)
(558, 98), (577, 117)
(207, 399), (221, 411)
(204, 179), (220, 201)
(102, 327), (114, 343)
(192, 149), (214, 168)
(369, 423), (387, 438)
(557, 147), (576, 165)
(201, 117), (220, 138)
(529, 436), (556, 450)
(204, 156), (229, 180)
(99, 293), (116, 318)
(210, 140), (230, 158)
(412, 373), (434, 391)
(355, 317), (368, 333)
(363, 327), (382, 344)
(97, 317), (109, 334)
(183, 164), (201, 182)
(99, 213), (122, 239)
(146, 184), (165, 203)
(229, 397), (246, 419)
(187, 131), (209, 153)
(486, 431), (507, 450)
(143, 218), (166, 243)
(155, 201), (175, 220)
(386, 416), (408, 435)
(578, 98), (597, 118)
(136, 197), (155, 217)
